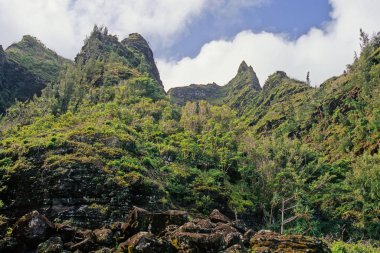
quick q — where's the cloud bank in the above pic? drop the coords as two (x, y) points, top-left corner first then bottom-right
(0, 0), (264, 59)
(0, 0), (379, 90)
(158, 0), (380, 89)
(0, 0), (209, 58)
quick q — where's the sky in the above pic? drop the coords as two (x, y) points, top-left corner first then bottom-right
(0, 0), (379, 90)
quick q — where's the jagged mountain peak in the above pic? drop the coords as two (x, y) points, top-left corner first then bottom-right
(123, 33), (150, 48)
(122, 33), (162, 87)
(226, 61), (261, 91)
(6, 35), (47, 52)
(20, 35), (41, 44)
(238, 60), (250, 73)
(0, 45), (4, 60)
(75, 26), (163, 87)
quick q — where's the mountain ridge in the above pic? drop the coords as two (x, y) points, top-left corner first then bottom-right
(0, 27), (379, 252)
(0, 35), (72, 114)
(168, 60), (261, 107)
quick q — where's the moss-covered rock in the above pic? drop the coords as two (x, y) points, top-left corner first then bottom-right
(250, 231), (331, 253)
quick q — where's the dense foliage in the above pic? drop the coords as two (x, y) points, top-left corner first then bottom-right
(0, 35), (71, 114)
(0, 27), (379, 250)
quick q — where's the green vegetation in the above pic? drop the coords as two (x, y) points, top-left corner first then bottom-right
(0, 27), (379, 249)
(0, 35), (72, 114)
(331, 241), (379, 253)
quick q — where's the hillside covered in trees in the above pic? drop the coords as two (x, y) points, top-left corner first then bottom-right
(0, 26), (379, 252)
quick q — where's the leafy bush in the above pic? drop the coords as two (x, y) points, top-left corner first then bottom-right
(331, 241), (379, 253)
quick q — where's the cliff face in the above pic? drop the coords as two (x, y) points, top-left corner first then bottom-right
(122, 33), (163, 87)
(168, 82), (222, 105)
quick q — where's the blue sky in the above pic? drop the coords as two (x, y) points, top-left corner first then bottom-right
(0, 0), (379, 89)
(158, 0), (332, 60)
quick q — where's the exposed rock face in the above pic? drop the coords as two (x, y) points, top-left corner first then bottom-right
(0, 209), (331, 253)
(168, 83), (222, 106)
(122, 206), (189, 236)
(250, 230), (331, 253)
(1, 150), (166, 229)
(122, 33), (163, 87)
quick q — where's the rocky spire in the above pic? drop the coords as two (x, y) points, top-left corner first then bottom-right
(122, 33), (163, 87)
(238, 60), (250, 73)
(226, 60), (261, 91)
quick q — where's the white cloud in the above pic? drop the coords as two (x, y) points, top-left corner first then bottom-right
(0, 0), (207, 58)
(0, 0), (378, 90)
(158, 0), (380, 89)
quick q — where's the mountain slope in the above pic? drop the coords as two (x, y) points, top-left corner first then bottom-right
(75, 26), (163, 89)
(0, 36), (71, 114)
(0, 28), (379, 252)
(168, 61), (261, 107)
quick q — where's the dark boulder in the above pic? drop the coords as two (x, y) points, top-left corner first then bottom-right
(178, 219), (215, 234)
(55, 224), (76, 243)
(224, 244), (245, 253)
(250, 230), (331, 253)
(37, 236), (63, 253)
(11, 211), (55, 249)
(0, 237), (26, 253)
(117, 232), (176, 253)
(169, 215), (244, 252)
(213, 224), (242, 248)
(169, 231), (223, 253)
(94, 228), (113, 246)
(122, 206), (189, 236)
(209, 209), (231, 224)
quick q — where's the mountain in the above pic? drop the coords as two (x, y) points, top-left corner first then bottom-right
(75, 26), (163, 89)
(243, 71), (311, 133)
(168, 60), (261, 107)
(0, 27), (379, 252)
(0, 36), (71, 114)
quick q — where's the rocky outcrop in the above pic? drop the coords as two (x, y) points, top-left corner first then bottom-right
(250, 230), (331, 253)
(0, 147), (167, 229)
(118, 232), (176, 253)
(122, 207), (189, 236)
(0, 209), (331, 253)
(11, 211), (55, 249)
(122, 33), (163, 87)
(37, 236), (63, 253)
(209, 209), (231, 224)
(168, 82), (222, 106)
